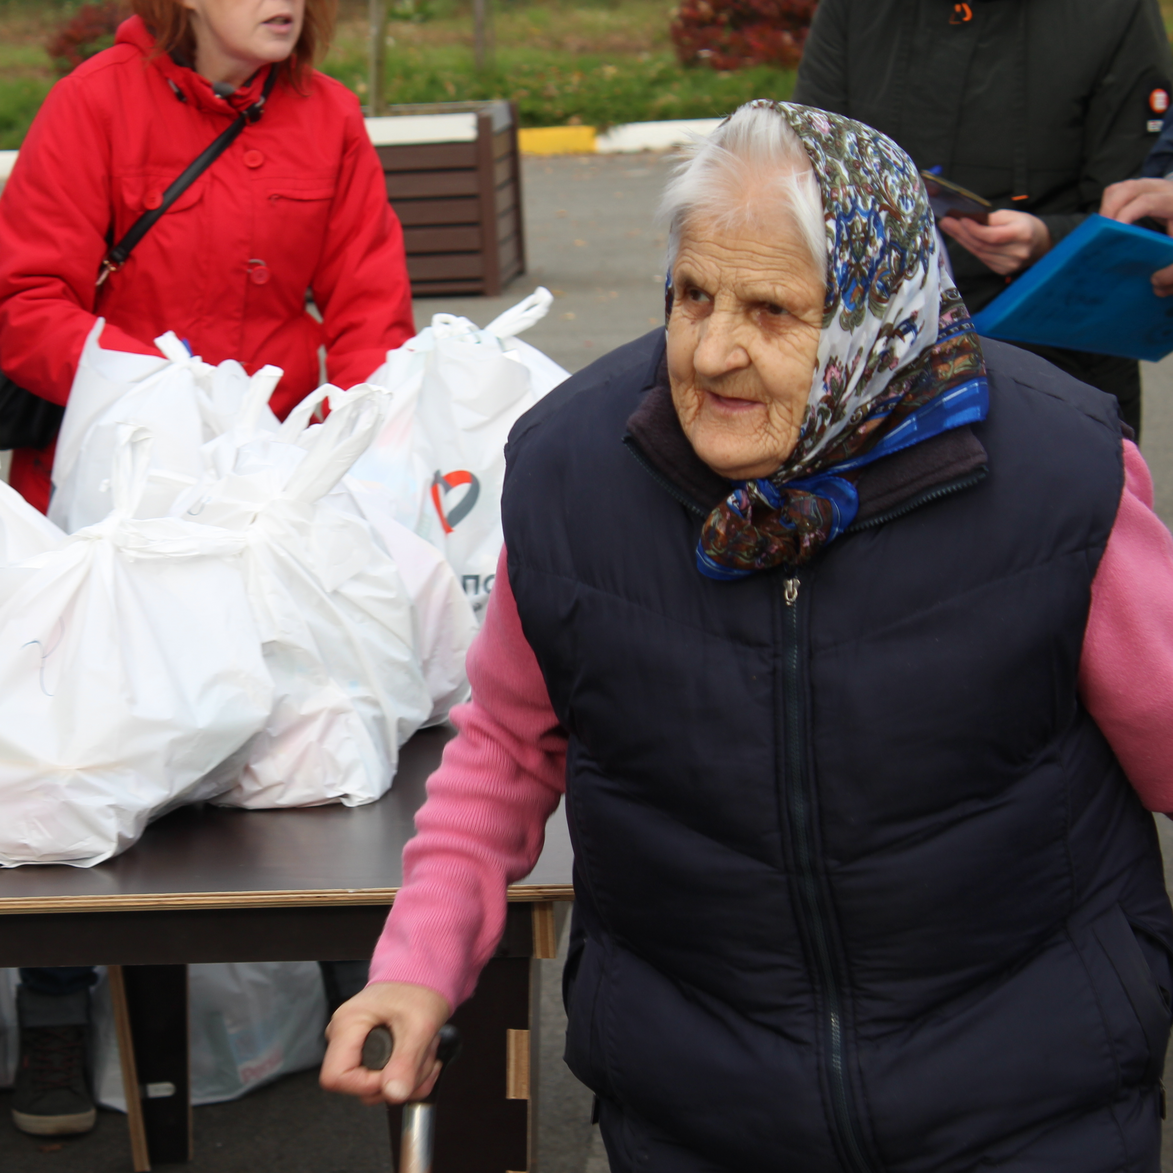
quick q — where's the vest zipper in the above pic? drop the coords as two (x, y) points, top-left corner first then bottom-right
(781, 572), (877, 1173)
(846, 469), (986, 534)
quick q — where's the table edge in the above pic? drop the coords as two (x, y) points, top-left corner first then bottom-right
(0, 884), (575, 916)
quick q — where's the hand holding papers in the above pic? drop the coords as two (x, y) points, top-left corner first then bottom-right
(970, 215), (1173, 362)
(1101, 178), (1173, 297)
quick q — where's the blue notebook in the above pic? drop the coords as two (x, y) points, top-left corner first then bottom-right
(969, 214), (1173, 363)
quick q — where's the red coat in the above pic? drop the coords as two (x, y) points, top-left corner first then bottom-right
(0, 16), (414, 511)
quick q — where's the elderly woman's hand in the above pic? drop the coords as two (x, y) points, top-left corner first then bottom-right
(1100, 178), (1173, 297)
(938, 210), (1052, 275)
(319, 980), (451, 1105)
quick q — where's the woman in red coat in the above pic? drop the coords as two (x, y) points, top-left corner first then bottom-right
(0, 0), (413, 1138)
(0, 0), (414, 514)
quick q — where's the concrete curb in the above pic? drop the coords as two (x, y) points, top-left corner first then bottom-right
(519, 118), (721, 156)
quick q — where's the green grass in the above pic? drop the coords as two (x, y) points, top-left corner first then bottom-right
(324, 0), (796, 128)
(323, 45), (795, 128)
(0, 76), (52, 148)
(0, 6), (59, 147)
(0, 0), (794, 146)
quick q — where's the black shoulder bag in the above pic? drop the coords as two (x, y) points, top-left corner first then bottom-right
(0, 68), (277, 452)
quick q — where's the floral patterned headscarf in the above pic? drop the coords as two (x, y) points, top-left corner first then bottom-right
(693, 102), (988, 580)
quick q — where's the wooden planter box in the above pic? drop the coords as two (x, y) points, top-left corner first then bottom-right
(366, 100), (526, 297)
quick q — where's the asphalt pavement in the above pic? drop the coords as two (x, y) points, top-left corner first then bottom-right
(4, 152), (1173, 1171)
(410, 152), (674, 374)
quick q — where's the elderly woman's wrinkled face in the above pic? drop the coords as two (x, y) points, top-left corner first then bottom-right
(667, 214), (825, 480)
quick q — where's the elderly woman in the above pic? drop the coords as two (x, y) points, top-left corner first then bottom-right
(322, 103), (1173, 1171)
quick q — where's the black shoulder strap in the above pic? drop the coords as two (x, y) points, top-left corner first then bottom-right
(97, 66), (278, 287)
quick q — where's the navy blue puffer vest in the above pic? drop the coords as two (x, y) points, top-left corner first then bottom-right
(502, 332), (1173, 1173)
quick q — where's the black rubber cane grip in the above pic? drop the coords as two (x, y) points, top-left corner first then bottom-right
(361, 1024), (394, 1071)
(360, 1023), (462, 1078)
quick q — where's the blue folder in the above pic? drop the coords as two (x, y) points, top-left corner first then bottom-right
(969, 214), (1173, 363)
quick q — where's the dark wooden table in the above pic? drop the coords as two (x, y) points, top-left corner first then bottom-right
(0, 725), (574, 1172)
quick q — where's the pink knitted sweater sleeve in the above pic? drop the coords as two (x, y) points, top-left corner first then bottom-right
(1079, 440), (1173, 812)
(367, 546), (567, 1008)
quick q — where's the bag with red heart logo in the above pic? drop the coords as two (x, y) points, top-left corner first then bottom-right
(328, 475), (478, 726)
(351, 287), (570, 614)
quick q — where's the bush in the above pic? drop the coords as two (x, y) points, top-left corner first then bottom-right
(46, 2), (126, 77)
(671, 0), (818, 71)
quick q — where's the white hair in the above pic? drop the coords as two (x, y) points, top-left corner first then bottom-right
(658, 103), (826, 278)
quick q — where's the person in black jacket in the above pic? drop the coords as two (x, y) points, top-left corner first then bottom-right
(793, 0), (1173, 436)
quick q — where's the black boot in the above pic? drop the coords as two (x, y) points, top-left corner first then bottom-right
(11, 986), (96, 1136)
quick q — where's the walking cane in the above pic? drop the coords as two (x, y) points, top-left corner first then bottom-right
(362, 1023), (463, 1173)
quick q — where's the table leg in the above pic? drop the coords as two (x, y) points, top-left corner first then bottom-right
(119, 965), (192, 1166)
(386, 902), (548, 1172)
(107, 966), (151, 1173)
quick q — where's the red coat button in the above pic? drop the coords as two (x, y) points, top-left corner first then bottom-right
(243, 150), (264, 168)
(144, 190), (163, 210)
(249, 264), (270, 285)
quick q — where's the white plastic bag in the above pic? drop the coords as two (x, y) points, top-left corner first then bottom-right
(50, 320), (281, 533)
(0, 479), (62, 563)
(352, 287), (568, 611)
(0, 963), (326, 1105)
(171, 383), (431, 808)
(92, 964), (327, 1107)
(329, 476), (477, 723)
(0, 427), (272, 865)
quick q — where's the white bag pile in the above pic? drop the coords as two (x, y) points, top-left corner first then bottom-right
(167, 380), (432, 808)
(0, 289), (565, 864)
(0, 428), (272, 866)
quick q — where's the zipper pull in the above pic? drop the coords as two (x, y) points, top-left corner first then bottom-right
(784, 577), (800, 607)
